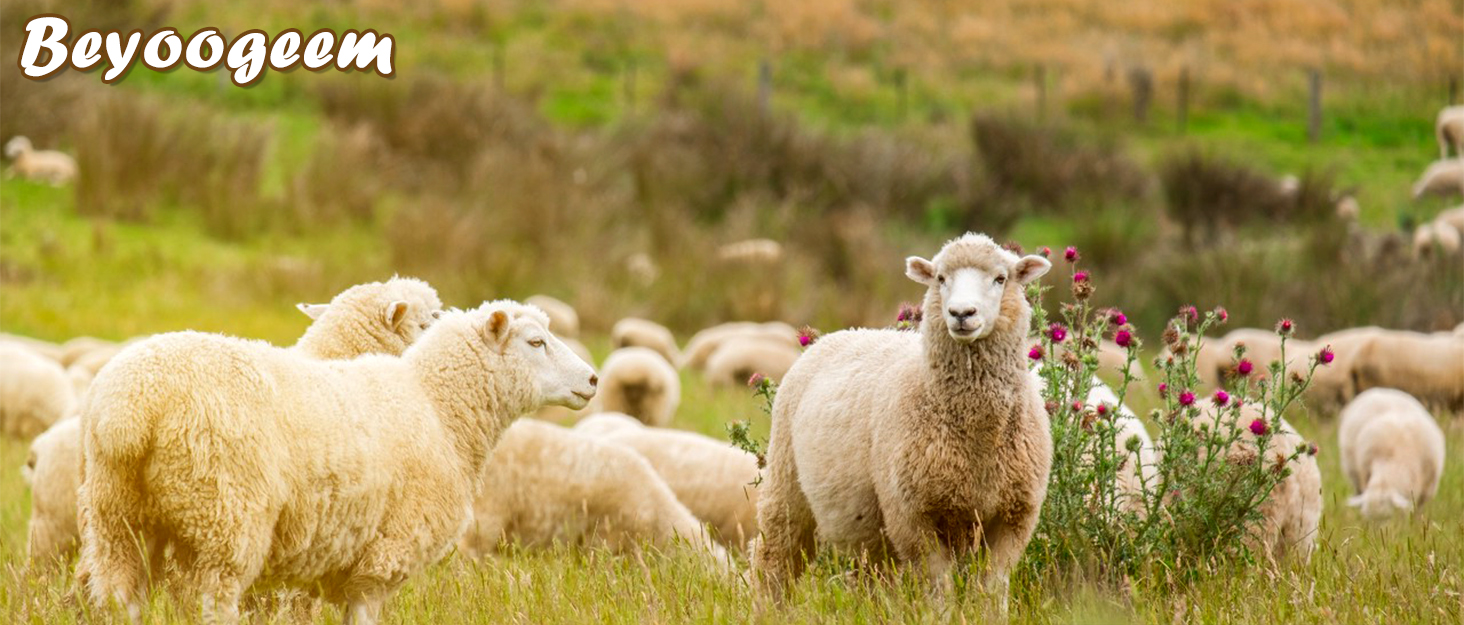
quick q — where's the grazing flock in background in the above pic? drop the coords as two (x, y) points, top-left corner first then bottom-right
(0, 108), (1459, 623)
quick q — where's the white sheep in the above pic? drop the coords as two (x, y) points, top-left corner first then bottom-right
(1436, 105), (1464, 159)
(680, 321), (798, 371)
(574, 412), (761, 548)
(76, 301), (598, 624)
(592, 347), (680, 427)
(23, 418), (81, 565)
(459, 419), (728, 568)
(1334, 195), (1360, 221)
(611, 317), (680, 365)
(751, 233), (1052, 610)
(1411, 158), (1464, 199)
(4, 136), (77, 186)
(0, 333), (64, 362)
(1349, 331), (1464, 413)
(1338, 388), (1446, 518)
(1412, 220), (1462, 258)
(716, 238), (784, 265)
(1434, 205), (1464, 234)
(1087, 380), (1156, 514)
(525, 294), (580, 339)
(0, 343), (76, 439)
(702, 337), (802, 387)
(57, 336), (116, 369)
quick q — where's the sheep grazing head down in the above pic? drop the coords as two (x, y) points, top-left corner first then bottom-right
(1348, 489), (1413, 519)
(491, 303), (599, 410)
(905, 233), (1050, 342)
(4, 136), (32, 159)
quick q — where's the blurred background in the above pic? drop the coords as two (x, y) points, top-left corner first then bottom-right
(2, 0), (1461, 345)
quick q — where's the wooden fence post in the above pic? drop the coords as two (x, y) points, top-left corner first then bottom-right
(757, 58), (772, 116)
(1308, 69), (1322, 143)
(1129, 66), (1152, 124)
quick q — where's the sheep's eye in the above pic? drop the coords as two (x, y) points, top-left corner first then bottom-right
(937, 275), (946, 284)
(528, 339), (546, 348)
(994, 275), (1006, 284)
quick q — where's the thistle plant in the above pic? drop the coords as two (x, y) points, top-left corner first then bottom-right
(1023, 246), (1324, 585)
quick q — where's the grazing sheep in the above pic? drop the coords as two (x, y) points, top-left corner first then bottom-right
(1190, 399), (1321, 563)
(1334, 195), (1360, 221)
(58, 336), (116, 369)
(1411, 159), (1464, 199)
(0, 333), (64, 362)
(611, 317), (680, 365)
(574, 412), (761, 548)
(1338, 388), (1446, 518)
(703, 338), (802, 388)
(626, 252), (660, 286)
(1303, 326), (1383, 414)
(1437, 105), (1464, 159)
(0, 343), (75, 439)
(751, 233), (1052, 609)
(1193, 337), (1228, 390)
(1349, 331), (1464, 413)
(291, 276), (444, 359)
(593, 347), (680, 427)
(459, 419), (728, 568)
(525, 295), (580, 339)
(680, 321), (799, 370)
(716, 238), (783, 265)
(1434, 205), (1464, 234)
(76, 301), (597, 624)
(1412, 221), (1462, 258)
(4, 136), (77, 185)
(24, 418), (81, 565)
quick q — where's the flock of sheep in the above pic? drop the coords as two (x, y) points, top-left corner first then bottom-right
(0, 231), (1457, 622)
(1409, 106), (1464, 255)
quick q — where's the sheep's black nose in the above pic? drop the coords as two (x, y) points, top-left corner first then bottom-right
(948, 306), (976, 320)
(589, 374), (599, 387)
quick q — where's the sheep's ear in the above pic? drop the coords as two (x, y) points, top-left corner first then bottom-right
(1346, 494), (1365, 508)
(296, 303), (330, 320)
(384, 301), (410, 329)
(481, 309), (512, 346)
(1012, 255), (1052, 285)
(905, 257), (937, 286)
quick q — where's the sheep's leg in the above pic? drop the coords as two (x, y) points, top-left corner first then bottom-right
(980, 515), (1038, 618)
(883, 509), (955, 599)
(77, 476), (148, 621)
(344, 597), (384, 625)
(748, 453), (817, 598)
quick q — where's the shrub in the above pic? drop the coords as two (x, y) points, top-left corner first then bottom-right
(1159, 150), (1337, 244)
(969, 114), (1149, 214)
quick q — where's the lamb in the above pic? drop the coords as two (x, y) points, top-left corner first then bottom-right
(680, 321), (799, 370)
(1412, 221), (1462, 258)
(574, 412), (761, 548)
(76, 301), (598, 623)
(459, 419), (728, 568)
(23, 418), (81, 564)
(1189, 399), (1321, 563)
(1436, 105), (1464, 159)
(751, 233), (1052, 609)
(4, 136), (77, 186)
(1349, 331), (1464, 413)
(702, 338), (802, 387)
(611, 317), (680, 365)
(1411, 159), (1464, 199)
(525, 294), (580, 339)
(0, 343), (76, 439)
(1338, 388), (1446, 518)
(593, 347), (680, 427)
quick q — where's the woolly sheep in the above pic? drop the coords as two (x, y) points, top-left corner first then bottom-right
(531, 337), (596, 424)
(1349, 331), (1464, 413)
(574, 412), (761, 548)
(0, 333), (64, 362)
(751, 233), (1052, 610)
(703, 338), (802, 388)
(0, 343), (75, 439)
(593, 347), (680, 427)
(1088, 381), (1156, 514)
(611, 317), (680, 364)
(1334, 195), (1360, 221)
(1412, 221), (1462, 258)
(24, 418), (80, 565)
(4, 136), (76, 186)
(1436, 105), (1464, 159)
(1435, 205), (1464, 234)
(57, 336), (116, 369)
(680, 321), (799, 370)
(1190, 399), (1322, 563)
(459, 419), (728, 568)
(1338, 388), (1446, 518)
(716, 238), (783, 265)
(525, 295), (580, 339)
(76, 301), (598, 623)
(1411, 159), (1464, 199)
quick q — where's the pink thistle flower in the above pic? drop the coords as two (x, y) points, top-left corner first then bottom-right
(1307, 443), (1319, 456)
(747, 373), (766, 388)
(797, 326), (820, 347)
(1048, 323), (1067, 343)
(1236, 359), (1254, 376)
(1178, 390), (1196, 406)
(1072, 401), (1085, 412)
(1073, 271), (1089, 283)
(1064, 246), (1079, 262)
(1213, 390), (1230, 406)
(1114, 329), (1133, 348)
(1318, 345), (1334, 365)
(1038, 246), (1052, 258)
(1249, 419), (1269, 436)
(1096, 403), (1109, 415)
(1157, 383), (1169, 397)
(1214, 307), (1229, 323)
(1179, 305), (1199, 324)
(1276, 318), (1294, 336)
(1028, 345), (1044, 361)
(1111, 310), (1127, 326)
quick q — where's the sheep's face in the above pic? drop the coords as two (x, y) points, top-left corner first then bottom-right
(907, 240), (1050, 342)
(297, 277), (445, 351)
(490, 308), (598, 410)
(1348, 490), (1412, 520)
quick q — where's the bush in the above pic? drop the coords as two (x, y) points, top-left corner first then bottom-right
(1159, 150), (1337, 244)
(969, 114), (1149, 214)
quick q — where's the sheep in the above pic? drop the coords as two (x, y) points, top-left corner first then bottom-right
(24, 418), (81, 565)
(459, 419), (728, 568)
(716, 238), (783, 265)
(291, 276), (444, 359)
(76, 301), (598, 623)
(0, 333), (64, 362)
(1334, 195), (1360, 221)
(680, 321), (799, 370)
(626, 252), (660, 286)
(1411, 159), (1464, 199)
(1189, 399), (1321, 563)
(1436, 105), (1464, 159)
(0, 343), (76, 439)
(750, 233), (1052, 610)
(574, 412), (761, 548)
(4, 136), (77, 186)
(593, 347), (680, 427)
(1349, 331), (1464, 413)
(58, 336), (116, 369)
(611, 317), (680, 364)
(1037, 340), (1145, 384)
(1412, 220), (1462, 258)
(1434, 205), (1464, 234)
(525, 295), (580, 339)
(1338, 388), (1446, 519)
(1088, 381), (1156, 514)
(1193, 337), (1228, 390)
(702, 337), (802, 387)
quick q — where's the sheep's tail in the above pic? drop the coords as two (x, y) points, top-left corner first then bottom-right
(83, 359), (161, 468)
